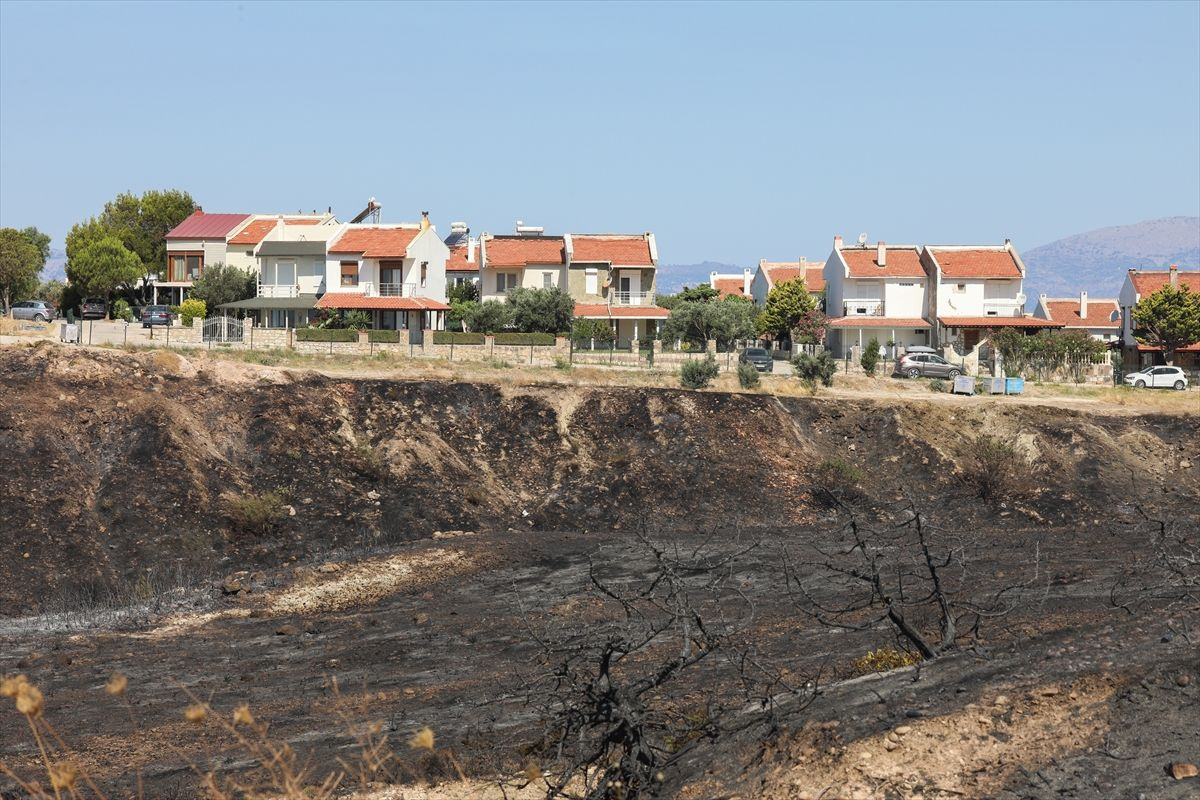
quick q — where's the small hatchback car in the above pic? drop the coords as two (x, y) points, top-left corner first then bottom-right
(1124, 365), (1189, 390)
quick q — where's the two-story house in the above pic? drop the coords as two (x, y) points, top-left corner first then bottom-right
(479, 224), (667, 345)
(315, 213), (450, 339)
(1118, 265), (1200, 368)
(749, 259), (826, 308)
(823, 238), (932, 355)
(1034, 292), (1120, 342)
(923, 242), (1059, 349)
(708, 268), (753, 299)
(160, 210), (251, 305)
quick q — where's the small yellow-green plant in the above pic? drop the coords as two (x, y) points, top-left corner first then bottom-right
(850, 647), (920, 675)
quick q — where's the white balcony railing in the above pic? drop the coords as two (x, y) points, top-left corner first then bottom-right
(376, 282), (417, 297)
(844, 299), (884, 316)
(258, 284), (299, 298)
(982, 301), (1023, 317)
(611, 291), (656, 306)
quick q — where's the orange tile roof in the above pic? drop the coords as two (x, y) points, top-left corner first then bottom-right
(1040, 299), (1120, 329)
(446, 244), (477, 272)
(1128, 269), (1200, 296)
(712, 278), (748, 298)
(572, 235), (654, 265)
(573, 303), (670, 319)
(484, 236), (565, 267)
(841, 247), (926, 278)
(315, 293), (448, 311)
(762, 262), (827, 293)
(929, 248), (1022, 279)
(329, 227), (421, 258)
(938, 316), (1063, 328)
(828, 317), (930, 328)
(1135, 342), (1200, 352)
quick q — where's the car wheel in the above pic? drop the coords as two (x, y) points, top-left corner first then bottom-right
(1174, 380), (1185, 391)
(33, 313), (47, 322)
(1134, 379), (1146, 388)
(906, 367), (920, 378)
(947, 369), (961, 379)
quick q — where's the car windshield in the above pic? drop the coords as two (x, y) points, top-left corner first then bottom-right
(745, 349), (768, 357)
(147, 306), (168, 312)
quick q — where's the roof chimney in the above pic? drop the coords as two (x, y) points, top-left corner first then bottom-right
(420, 211), (431, 231)
(834, 235), (843, 251)
(467, 237), (476, 264)
(1169, 264), (1179, 287)
(877, 241), (886, 267)
(743, 268), (752, 296)
(1079, 291), (1088, 319)
(710, 271), (719, 290)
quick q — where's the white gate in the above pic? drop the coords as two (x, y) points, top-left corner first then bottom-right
(203, 315), (244, 343)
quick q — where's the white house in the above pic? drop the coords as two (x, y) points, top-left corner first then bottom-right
(1118, 265), (1200, 368)
(316, 213), (450, 338)
(823, 238), (932, 355)
(749, 259), (826, 307)
(708, 268), (753, 299)
(1034, 292), (1120, 342)
(922, 242), (1060, 349)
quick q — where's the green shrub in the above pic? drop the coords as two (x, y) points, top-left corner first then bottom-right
(850, 647), (919, 675)
(809, 457), (865, 505)
(464, 300), (514, 333)
(368, 329), (400, 343)
(572, 317), (615, 343)
(179, 298), (206, 326)
(928, 378), (946, 393)
(112, 298), (134, 322)
(792, 350), (837, 393)
(226, 491), (288, 535)
(554, 356), (572, 370)
(432, 331), (485, 345)
(295, 327), (358, 342)
(860, 337), (880, 376)
(737, 361), (760, 389)
(344, 310), (372, 330)
(966, 434), (1028, 504)
(493, 332), (556, 346)
(680, 354), (720, 389)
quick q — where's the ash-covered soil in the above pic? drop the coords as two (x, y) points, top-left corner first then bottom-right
(1, 344), (1198, 799)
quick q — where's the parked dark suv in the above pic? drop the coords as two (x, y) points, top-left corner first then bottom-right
(739, 347), (774, 373)
(80, 298), (108, 320)
(140, 305), (172, 328)
(896, 347), (962, 379)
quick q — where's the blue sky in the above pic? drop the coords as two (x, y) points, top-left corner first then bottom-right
(1, 0), (1197, 265)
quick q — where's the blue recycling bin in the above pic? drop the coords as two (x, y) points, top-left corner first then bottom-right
(1005, 377), (1025, 395)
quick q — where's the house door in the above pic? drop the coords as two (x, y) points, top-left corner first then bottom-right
(964, 329), (981, 350)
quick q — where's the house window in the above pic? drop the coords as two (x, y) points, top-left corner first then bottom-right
(585, 268), (598, 294)
(496, 272), (516, 293)
(168, 252), (203, 282)
(542, 272), (553, 289)
(420, 261), (428, 288)
(899, 282), (915, 286)
(245, 250), (253, 256)
(954, 283), (966, 292)
(340, 261), (359, 287)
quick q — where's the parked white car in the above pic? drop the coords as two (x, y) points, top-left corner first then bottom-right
(1124, 366), (1189, 390)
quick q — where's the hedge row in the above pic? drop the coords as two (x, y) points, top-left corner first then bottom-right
(368, 330), (400, 343)
(432, 331), (486, 345)
(295, 328), (359, 342)
(492, 332), (557, 346)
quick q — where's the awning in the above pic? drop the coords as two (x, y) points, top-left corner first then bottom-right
(937, 316), (1064, 329)
(316, 293), (449, 311)
(827, 317), (930, 328)
(218, 295), (319, 310)
(256, 241), (328, 256)
(573, 303), (670, 320)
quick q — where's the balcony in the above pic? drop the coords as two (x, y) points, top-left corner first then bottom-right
(350, 281), (418, 297)
(843, 299), (884, 316)
(982, 300), (1023, 317)
(611, 291), (656, 306)
(258, 284), (299, 298)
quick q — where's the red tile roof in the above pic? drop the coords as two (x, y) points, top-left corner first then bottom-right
(1128, 269), (1200, 296)
(572, 235), (654, 265)
(828, 317), (930, 328)
(228, 218), (324, 246)
(761, 262), (827, 293)
(446, 244), (477, 272)
(165, 211), (251, 240)
(1040, 299), (1120, 329)
(573, 303), (670, 319)
(329, 227), (422, 258)
(484, 237), (566, 267)
(929, 248), (1022, 279)
(712, 277), (749, 298)
(938, 316), (1063, 328)
(315, 294), (448, 311)
(840, 247), (926, 278)
(1135, 342), (1200, 352)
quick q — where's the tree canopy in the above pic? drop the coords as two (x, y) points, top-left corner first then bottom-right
(464, 300), (515, 334)
(757, 277), (818, 340)
(69, 236), (143, 298)
(1131, 284), (1200, 364)
(0, 228), (43, 314)
(662, 296), (757, 347)
(657, 284), (719, 310)
(188, 263), (256, 311)
(507, 286), (575, 333)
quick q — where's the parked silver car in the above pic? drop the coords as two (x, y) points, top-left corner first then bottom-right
(896, 347), (963, 379)
(9, 300), (56, 322)
(1124, 365), (1189, 390)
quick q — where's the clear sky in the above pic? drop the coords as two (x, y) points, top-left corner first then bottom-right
(1, 0), (1197, 265)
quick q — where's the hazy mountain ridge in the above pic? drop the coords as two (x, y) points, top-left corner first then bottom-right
(1022, 216), (1199, 299)
(655, 261), (749, 293)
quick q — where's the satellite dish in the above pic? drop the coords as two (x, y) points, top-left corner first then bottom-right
(857, 233), (868, 246)
(1015, 292), (1027, 305)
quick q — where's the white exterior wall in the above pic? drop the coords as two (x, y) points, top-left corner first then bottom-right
(936, 278), (1023, 316)
(1118, 274), (1139, 341)
(521, 266), (565, 291)
(261, 255), (326, 294)
(822, 248), (847, 320)
(404, 229), (450, 302)
(883, 278), (927, 318)
(225, 247), (258, 272)
(750, 268), (770, 305)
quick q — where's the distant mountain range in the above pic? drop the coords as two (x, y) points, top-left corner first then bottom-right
(656, 261), (749, 293)
(1021, 216), (1199, 301)
(43, 249), (67, 282)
